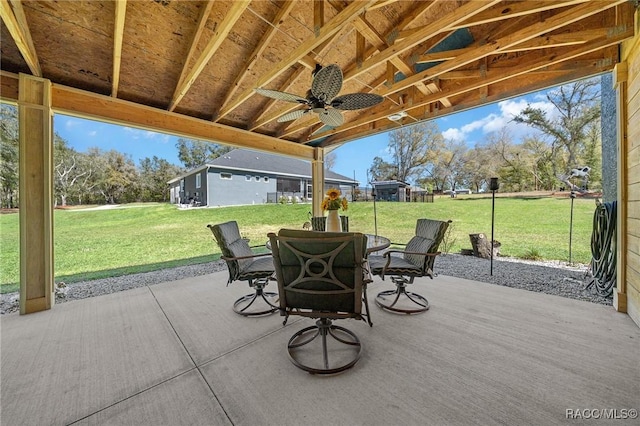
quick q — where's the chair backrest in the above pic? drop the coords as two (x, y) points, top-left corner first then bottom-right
(404, 219), (451, 270)
(208, 221), (254, 282)
(269, 229), (365, 318)
(310, 216), (349, 231)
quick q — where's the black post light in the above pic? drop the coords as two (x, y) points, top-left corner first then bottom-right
(371, 184), (378, 237)
(489, 177), (499, 276)
(569, 189), (576, 264)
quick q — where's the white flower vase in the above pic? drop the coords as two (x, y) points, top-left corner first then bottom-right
(326, 209), (342, 232)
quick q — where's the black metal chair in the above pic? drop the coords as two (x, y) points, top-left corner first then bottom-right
(208, 221), (278, 316)
(268, 229), (369, 374)
(310, 216), (349, 232)
(368, 219), (451, 314)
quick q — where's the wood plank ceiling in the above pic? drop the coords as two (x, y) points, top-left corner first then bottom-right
(1, 0), (636, 152)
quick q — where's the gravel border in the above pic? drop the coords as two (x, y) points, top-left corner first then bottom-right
(0, 254), (609, 315)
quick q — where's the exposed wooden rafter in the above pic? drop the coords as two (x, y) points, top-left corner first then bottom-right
(111, 0), (127, 97)
(1, 0), (41, 76)
(168, 0), (250, 111)
(313, 29), (632, 146)
(216, 0), (377, 119)
(168, 0), (215, 112)
(213, 0), (296, 121)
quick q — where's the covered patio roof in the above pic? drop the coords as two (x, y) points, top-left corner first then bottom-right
(1, 1), (635, 154)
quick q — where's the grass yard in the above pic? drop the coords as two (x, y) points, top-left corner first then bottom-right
(0, 194), (597, 293)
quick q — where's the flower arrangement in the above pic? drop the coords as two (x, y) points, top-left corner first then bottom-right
(321, 188), (348, 211)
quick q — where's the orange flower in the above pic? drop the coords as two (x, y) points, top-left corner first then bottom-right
(322, 188), (348, 211)
(326, 188), (340, 200)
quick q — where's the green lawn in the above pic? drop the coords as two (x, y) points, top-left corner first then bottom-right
(0, 195), (596, 293)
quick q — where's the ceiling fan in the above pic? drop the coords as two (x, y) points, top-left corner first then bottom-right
(255, 64), (384, 127)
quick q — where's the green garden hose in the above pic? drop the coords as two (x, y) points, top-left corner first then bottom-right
(587, 201), (616, 297)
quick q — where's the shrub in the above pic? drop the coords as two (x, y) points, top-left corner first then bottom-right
(521, 248), (543, 261)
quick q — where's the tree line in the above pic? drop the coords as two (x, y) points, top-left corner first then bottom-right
(0, 104), (230, 208)
(367, 79), (602, 193)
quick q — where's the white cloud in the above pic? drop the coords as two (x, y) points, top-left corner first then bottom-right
(65, 119), (81, 129)
(441, 128), (465, 141)
(440, 96), (556, 144)
(88, 130), (97, 137)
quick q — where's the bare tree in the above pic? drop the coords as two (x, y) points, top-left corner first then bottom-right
(513, 78), (601, 179)
(369, 121), (444, 183)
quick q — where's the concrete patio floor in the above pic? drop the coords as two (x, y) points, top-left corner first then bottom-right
(1, 271), (638, 425)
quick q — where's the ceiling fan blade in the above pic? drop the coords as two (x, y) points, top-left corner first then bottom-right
(311, 64), (343, 102)
(255, 88), (308, 104)
(318, 108), (344, 127)
(331, 93), (384, 110)
(277, 109), (309, 122)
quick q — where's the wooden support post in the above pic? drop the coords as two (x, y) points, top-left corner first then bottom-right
(613, 61), (627, 313)
(18, 73), (54, 314)
(312, 147), (325, 217)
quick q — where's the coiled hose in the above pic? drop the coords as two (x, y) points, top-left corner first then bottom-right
(586, 200), (616, 297)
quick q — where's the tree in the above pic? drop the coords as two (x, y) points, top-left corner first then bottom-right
(369, 121), (444, 183)
(96, 150), (139, 204)
(139, 156), (183, 202)
(368, 156), (396, 181)
(176, 138), (231, 169)
(462, 143), (500, 193)
(0, 105), (19, 208)
(513, 78), (601, 178)
(54, 134), (94, 206)
(324, 151), (337, 171)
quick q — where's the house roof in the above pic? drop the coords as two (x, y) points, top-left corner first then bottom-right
(372, 180), (409, 187)
(168, 149), (356, 184)
(1, 1), (635, 158)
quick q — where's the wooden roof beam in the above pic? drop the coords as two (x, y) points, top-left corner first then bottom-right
(379, 0), (628, 98)
(111, 0), (127, 97)
(168, 0), (215, 112)
(344, 0), (501, 82)
(217, 0), (378, 120)
(1, 0), (41, 76)
(396, 0), (588, 40)
(168, 1), (249, 111)
(313, 29), (632, 146)
(213, 0), (296, 121)
(277, 0), (449, 137)
(415, 29), (608, 65)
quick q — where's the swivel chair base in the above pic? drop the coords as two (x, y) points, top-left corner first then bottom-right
(233, 278), (278, 316)
(287, 318), (362, 375)
(375, 279), (429, 314)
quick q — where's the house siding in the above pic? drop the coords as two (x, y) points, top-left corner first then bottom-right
(619, 12), (640, 328)
(207, 168), (276, 206)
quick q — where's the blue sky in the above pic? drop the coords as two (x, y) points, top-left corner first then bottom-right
(54, 89), (554, 185)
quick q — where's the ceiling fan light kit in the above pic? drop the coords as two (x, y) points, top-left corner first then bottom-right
(387, 111), (408, 121)
(255, 64), (383, 128)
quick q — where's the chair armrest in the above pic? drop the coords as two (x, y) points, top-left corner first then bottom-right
(379, 250), (441, 278)
(221, 252), (272, 262)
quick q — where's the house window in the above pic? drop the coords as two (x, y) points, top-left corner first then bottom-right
(263, 177), (269, 183)
(254, 176), (260, 181)
(195, 173), (201, 189)
(246, 175), (251, 181)
(220, 173), (232, 180)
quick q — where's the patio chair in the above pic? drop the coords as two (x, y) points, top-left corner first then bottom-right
(268, 229), (369, 374)
(368, 219), (451, 314)
(208, 221), (278, 316)
(310, 215), (349, 231)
